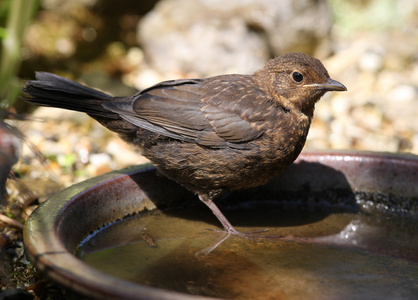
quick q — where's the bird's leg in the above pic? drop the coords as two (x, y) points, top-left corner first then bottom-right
(197, 193), (310, 254)
(198, 193), (240, 234)
(198, 193), (269, 237)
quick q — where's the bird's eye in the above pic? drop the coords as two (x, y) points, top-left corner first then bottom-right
(292, 72), (304, 83)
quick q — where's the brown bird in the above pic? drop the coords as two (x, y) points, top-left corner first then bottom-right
(23, 52), (346, 236)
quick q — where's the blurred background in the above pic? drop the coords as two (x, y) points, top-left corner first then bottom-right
(0, 0), (417, 295)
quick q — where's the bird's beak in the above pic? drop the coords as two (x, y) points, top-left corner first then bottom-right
(304, 78), (347, 91)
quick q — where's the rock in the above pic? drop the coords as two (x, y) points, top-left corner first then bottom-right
(89, 153), (112, 166)
(105, 140), (150, 166)
(358, 50), (383, 73)
(387, 84), (417, 103)
(137, 0), (332, 77)
(32, 106), (89, 124)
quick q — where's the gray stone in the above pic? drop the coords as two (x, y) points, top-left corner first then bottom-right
(137, 0), (332, 77)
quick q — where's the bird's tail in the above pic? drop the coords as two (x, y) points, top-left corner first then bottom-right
(23, 72), (119, 119)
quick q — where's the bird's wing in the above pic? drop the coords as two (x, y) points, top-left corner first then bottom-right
(103, 77), (270, 149)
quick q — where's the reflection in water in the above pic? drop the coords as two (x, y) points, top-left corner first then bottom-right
(79, 203), (418, 300)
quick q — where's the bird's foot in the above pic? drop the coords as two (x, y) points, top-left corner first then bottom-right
(196, 227), (270, 255)
(197, 194), (311, 254)
(208, 227), (269, 238)
(197, 227), (313, 255)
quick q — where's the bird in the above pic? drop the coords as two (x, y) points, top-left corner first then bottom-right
(23, 52), (346, 236)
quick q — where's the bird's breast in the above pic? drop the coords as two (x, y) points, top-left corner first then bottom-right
(255, 110), (311, 166)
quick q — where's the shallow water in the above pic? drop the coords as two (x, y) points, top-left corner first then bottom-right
(78, 204), (418, 300)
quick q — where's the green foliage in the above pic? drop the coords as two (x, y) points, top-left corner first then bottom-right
(0, 0), (39, 109)
(329, 0), (409, 36)
(0, 27), (7, 39)
(0, 0), (12, 23)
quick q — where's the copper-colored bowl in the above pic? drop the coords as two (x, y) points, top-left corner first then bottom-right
(24, 150), (418, 300)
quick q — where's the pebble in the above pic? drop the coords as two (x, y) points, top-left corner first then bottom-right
(89, 153), (112, 166)
(387, 84), (416, 103)
(358, 51), (383, 73)
(105, 140), (150, 166)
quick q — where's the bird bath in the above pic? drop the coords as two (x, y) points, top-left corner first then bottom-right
(24, 150), (418, 300)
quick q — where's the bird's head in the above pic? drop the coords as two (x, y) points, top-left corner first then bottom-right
(256, 52), (346, 116)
